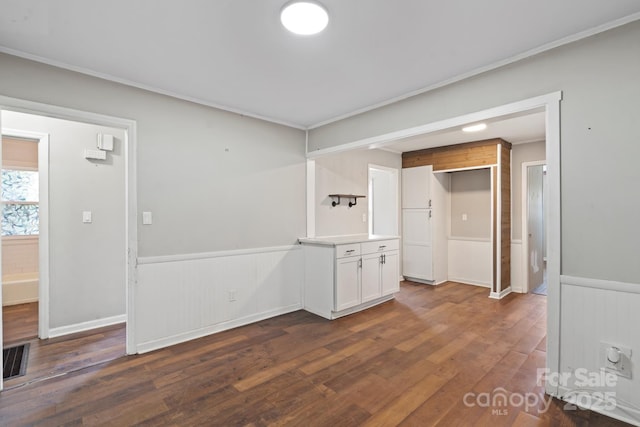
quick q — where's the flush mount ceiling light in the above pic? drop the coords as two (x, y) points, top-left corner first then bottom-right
(280, 1), (329, 35)
(462, 123), (487, 133)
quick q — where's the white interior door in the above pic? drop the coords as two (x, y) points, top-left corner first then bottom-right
(527, 164), (545, 291)
(368, 165), (398, 236)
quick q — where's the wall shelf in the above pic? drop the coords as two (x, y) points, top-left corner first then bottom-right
(329, 194), (366, 208)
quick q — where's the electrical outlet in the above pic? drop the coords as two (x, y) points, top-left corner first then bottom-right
(600, 341), (632, 379)
(228, 290), (237, 302)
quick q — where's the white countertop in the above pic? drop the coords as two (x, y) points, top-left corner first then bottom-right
(298, 234), (400, 246)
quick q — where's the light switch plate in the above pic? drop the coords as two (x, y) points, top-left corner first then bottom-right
(142, 211), (153, 225)
(82, 211), (92, 223)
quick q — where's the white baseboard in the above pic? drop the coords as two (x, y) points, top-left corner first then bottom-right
(330, 295), (395, 320)
(136, 303), (301, 354)
(558, 385), (640, 426)
(48, 314), (126, 338)
(403, 276), (435, 285)
(448, 277), (492, 288)
(2, 280), (39, 306)
(489, 286), (512, 299)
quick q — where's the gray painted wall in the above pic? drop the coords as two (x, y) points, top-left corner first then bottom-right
(511, 141), (546, 240)
(309, 21), (640, 283)
(0, 53), (307, 257)
(2, 111), (125, 328)
(314, 149), (401, 237)
(449, 169), (491, 239)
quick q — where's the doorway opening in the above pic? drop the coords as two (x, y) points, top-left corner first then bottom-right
(0, 100), (137, 392)
(368, 164), (399, 236)
(305, 91), (561, 397)
(523, 161), (547, 295)
(1, 134), (41, 346)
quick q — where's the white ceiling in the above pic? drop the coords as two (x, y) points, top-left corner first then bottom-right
(1, 1), (639, 128)
(385, 109), (546, 154)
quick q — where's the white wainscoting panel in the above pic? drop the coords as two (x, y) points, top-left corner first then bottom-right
(447, 238), (492, 287)
(135, 246), (303, 353)
(511, 240), (524, 293)
(559, 276), (640, 425)
(2, 274), (39, 306)
(2, 236), (39, 275)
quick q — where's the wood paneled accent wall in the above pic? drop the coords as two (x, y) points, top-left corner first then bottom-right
(402, 139), (502, 170)
(500, 144), (511, 291)
(402, 138), (512, 296)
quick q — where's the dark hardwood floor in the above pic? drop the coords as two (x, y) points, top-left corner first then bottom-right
(2, 302), (39, 345)
(2, 302), (126, 390)
(0, 282), (631, 426)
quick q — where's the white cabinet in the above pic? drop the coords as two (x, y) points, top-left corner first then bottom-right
(361, 252), (382, 303)
(361, 240), (400, 302)
(402, 166), (448, 285)
(402, 165), (432, 209)
(402, 209), (433, 281)
(381, 250), (399, 296)
(336, 250), (361, 311)
(302, 238), (399, 319)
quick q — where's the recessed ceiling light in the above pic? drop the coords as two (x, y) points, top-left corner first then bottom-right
(462, 123), (487, 133)
(280, 1), (329, 35)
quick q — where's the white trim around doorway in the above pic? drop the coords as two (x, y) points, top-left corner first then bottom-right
(303, 91), (563, 398)
(0, 95), (138, 362)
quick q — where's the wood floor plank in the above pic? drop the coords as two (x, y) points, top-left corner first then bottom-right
(233, 346), (330, 392)
(362, 373), (452, 426)
(512, 410), (548, 427)
(298, 338), (376, 375)
(2, 302), (38, 345)
(395, 323), (449, 352)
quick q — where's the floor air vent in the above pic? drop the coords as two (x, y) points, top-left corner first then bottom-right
(3, 343), (30, 380)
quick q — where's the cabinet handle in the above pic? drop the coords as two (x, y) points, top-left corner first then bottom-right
(429, 199), (432, 208)
(428, 210), (432, 219)
(345, 249), (355, 253)
(358, 258), (362, 268)
(379, 245), (386, 250)
(383, 254), (386, 264)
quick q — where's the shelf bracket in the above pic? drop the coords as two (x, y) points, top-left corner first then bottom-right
(329, 194), (365, 208)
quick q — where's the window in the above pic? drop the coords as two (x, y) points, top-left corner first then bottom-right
(2, 169), (39, 236)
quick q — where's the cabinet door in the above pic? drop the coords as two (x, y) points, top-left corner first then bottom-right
(403, 244), (433, 281)
(402, 165), (432, 209)
(402, 209), (432, 245)
(381, 250), (400, 295)
(361, 252), (382, 303)
(402, 209), (433, 281)
(335, 256), (360, 311)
